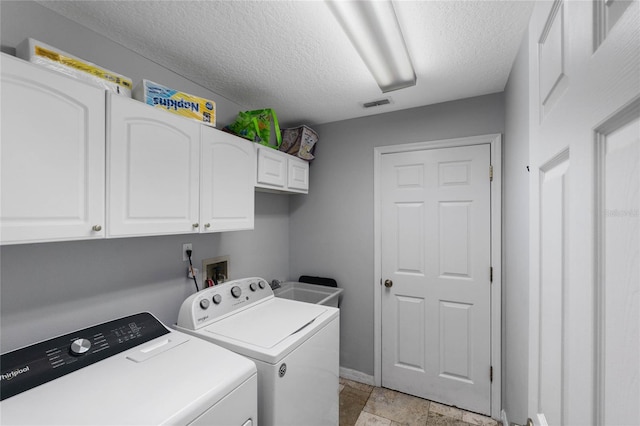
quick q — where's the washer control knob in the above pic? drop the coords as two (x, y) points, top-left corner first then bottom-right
(70, 338), (91, 356)
(231, 286), (242, 298)
(212, 294), (222, 305)
(200, 299), (210, 310)
(249, 283), (257, 292)
(258, 281), (266, 289)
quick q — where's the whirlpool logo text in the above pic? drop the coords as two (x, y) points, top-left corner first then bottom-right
(0, 366), (30, 381)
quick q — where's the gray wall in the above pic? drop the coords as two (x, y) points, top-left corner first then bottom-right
(1, 192), (290, 352)
(289, 94), (505, 376)
(0, 1), (291, 352)
(502, 29), (530, 425)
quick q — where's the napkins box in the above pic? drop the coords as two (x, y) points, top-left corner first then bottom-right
(133, 79), (216, 127)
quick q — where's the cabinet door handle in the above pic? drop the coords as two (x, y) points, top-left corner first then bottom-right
(92, 225), (102, 232)
(192, 223), (199, 228)
(204, 223), (211, 228)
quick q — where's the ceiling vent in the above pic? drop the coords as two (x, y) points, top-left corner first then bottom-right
(362, 98), (391, 108)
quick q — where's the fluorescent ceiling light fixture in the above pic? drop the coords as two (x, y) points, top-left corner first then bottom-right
(327, 0), (416, 93)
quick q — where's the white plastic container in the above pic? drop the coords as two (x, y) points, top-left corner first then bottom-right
(273, 281), (343, 307)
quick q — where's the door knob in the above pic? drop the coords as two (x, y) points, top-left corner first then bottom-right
(527, 419), (534, 426)
(384, 279), (393, 288)
(192, 223), (199, 228)
(92, 225), (102, 232)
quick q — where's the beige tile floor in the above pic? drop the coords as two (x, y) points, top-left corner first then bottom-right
(339, 378), (500, 426)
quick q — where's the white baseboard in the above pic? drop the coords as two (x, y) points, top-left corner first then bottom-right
(501, 409), (509, 426)
(339, 367), (375, 386)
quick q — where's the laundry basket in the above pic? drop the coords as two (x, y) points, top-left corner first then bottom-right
(272, 276), (342, 307)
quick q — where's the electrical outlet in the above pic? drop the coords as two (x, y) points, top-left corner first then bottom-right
(182, 243), (192, 261)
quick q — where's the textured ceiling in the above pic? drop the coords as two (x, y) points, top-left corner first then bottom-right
(35, 0), (534, 127)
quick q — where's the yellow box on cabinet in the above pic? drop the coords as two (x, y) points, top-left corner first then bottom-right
(16, 38), (132, 97)
(133, 79), (216, 127)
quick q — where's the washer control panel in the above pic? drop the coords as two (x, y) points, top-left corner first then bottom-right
(176, 277), (273, 330)
(0, 313), (169, 401)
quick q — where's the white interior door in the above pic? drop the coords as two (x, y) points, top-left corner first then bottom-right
(380, 143), (492, 415)
(528, 1), (639, 425)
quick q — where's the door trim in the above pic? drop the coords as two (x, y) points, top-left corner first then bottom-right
(373, 133), (502, 419)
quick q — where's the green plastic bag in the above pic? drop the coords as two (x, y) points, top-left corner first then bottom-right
(225, 109), (282, 149)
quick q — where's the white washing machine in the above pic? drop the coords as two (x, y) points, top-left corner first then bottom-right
(176, 277), (340, 426)
(0, 312), (257, 425)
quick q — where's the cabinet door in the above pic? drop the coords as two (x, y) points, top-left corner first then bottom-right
(201, 128), (255, 232)
(287, 156), (309, 193)
(107, 94), (200, 237)
(0, 54), (105, 244)
(256, 146), (286, 189)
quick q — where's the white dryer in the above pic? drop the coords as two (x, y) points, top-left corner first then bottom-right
(176, 277), (340, 426)
(0, 312), (257, 425)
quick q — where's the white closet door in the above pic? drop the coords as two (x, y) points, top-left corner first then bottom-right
(380, 144), (492, 415)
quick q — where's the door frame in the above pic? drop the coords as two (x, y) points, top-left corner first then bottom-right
(373, 133), (502, 419)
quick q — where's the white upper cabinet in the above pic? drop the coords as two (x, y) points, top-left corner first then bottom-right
(107, 94), (201, 237)
(200, 127), (255, 232)
(256, 146), (287, 189)
(1, 53), (301, 244)
(0, 54), (106, 245)
(287, 155), (310, 192)
(256, 146), (309, 194)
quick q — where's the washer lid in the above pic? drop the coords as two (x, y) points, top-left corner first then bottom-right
(0, 327), (257, 425)
(204, 298), (328, 349)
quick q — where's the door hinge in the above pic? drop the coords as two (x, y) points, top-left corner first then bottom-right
(490, 366), (493, 382)
(489, 165), (494, 181)
(490, 266), (493, 283)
